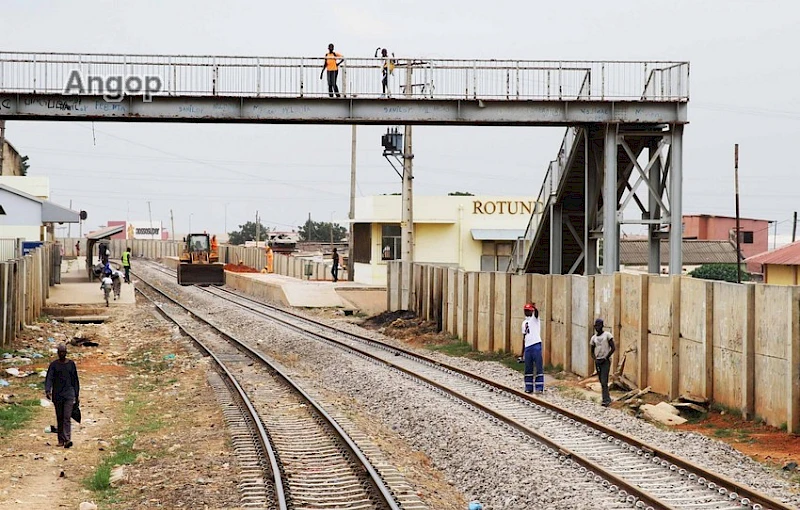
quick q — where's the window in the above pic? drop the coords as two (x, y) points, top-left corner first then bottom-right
(742, 231), (754, 244)
(480, 241), (513, 271)
(381, 224), (402, 260)
(352, 223), (371, 263)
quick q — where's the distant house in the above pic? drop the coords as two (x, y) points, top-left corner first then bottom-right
(620, 239), (739, 273)
(682, 214), (770, 259)
(0, 182), (80, 241)
(746, 241), (800, 285)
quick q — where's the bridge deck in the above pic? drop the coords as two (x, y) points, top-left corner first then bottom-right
(0, 52), (688, 125)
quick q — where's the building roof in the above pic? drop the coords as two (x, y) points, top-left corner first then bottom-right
(470, 229), (525, 241)
(745, 241), (800, 267)
(86, 224), (125, 240)
(0, 183), (79, 223)
(620, 239), (739, 266)
(683, 214), (771, 223)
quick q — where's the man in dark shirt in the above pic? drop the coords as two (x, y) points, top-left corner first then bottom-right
(331, 248), (339, 283)
(45, 343), (80, 448)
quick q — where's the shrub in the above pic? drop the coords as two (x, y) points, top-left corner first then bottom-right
(690, 264), (750, 283)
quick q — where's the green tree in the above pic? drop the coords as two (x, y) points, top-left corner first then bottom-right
(19, 155), (29, 176)
(298, 220), (347, 242)
(227, 221), (270, 245)
(447, 191), (474, 196)
(689, 264), (750, 283)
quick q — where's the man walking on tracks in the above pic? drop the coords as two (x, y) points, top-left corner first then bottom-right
(519, 302), (543, 394)
(590, 318), (616, 407)
(45, 343), (80, 448)
(121, 247), (131, 283)
(320, 43), (343, 97)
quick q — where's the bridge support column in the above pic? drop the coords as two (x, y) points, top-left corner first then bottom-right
(584, 131), (598, 275)
(550, 202), (563, 274)
(602, 125), (618, 274)
(648, 141), (662, 274)
(669, 124), (684, 275)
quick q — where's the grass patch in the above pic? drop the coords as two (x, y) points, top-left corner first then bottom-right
(710, 402), (742, 418)
(713, 428), (734, 438)
(426, 340), (524, 373)
(0, 399), (40, 434)
(682, 411), (709, 425)
(86, 433), (138, 492)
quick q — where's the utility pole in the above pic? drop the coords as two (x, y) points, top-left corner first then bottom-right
(68, 200), (73, 238)
(255, 210), (261, 245)
(400, 63), (415, 308)
(793, 211), (798, 243)
(147, 201), (154, 240)
(170, 209), (175, 241)
(0, 120), (6, 174)
(348, 125), (357, 281)
(734, 144), (742, 284)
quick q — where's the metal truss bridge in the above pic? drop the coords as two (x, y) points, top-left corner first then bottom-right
(0, 52), (689, 273)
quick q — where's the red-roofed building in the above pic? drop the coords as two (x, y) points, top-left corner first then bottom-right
(746, 241), (800, 285)
(682, 214), (771, 259)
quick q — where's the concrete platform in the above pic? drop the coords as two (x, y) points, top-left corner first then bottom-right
(224, 271), (387, 315)
(47, 258), (135, 306)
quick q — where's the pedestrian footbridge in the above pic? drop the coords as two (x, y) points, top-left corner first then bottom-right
(0, 52), (689, 273)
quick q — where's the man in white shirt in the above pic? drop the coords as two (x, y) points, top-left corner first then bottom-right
(590, 318), (616, 407)
(519, 302), (543, 393)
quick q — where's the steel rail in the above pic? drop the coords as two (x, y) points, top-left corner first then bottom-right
(134, 268), (402, 510)
(145, 262), (792, 509)
(133, 282), (288, 510)
(200, 279), (788, 510)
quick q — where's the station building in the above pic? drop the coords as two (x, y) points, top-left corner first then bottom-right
(351, 195), (537, 285)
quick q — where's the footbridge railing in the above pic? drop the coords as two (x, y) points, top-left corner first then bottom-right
(0, 52), (689, 101)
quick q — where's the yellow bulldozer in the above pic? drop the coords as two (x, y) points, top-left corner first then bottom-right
(177, 233), (225, 286)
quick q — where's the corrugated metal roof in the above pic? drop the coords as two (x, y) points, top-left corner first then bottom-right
(745, 241), (800, 266)
(620, 240), (739, 266)
(86, 224), (125, 240)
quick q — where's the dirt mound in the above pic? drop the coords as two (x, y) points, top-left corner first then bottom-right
(224, 263), (260, 273)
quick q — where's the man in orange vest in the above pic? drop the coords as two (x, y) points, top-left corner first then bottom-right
(266, 245), (274, 273)
(320, 43), (343, 98)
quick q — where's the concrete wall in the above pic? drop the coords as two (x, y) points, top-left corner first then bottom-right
(390, 261), (800, 431)
(1, 243), (54, 346)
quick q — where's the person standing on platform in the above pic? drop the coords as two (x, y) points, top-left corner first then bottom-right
(45, 343), (80, 448)
(75, 241), (80, 258)
(121, 247), (131, 283)
(331, 248), (339, 283)
(590, 318), (616, 407)
(320, 43), (343, 98)
(519, 302), (543, 393)
(266, 246), (274, 273)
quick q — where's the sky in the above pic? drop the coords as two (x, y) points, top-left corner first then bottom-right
(1, 0), (798, 244)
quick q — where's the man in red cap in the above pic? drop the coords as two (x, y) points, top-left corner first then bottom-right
(519, 302), (543, 393)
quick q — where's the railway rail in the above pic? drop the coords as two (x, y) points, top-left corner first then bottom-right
(139, 261), (794, 510)
(134, 269), (402, 510)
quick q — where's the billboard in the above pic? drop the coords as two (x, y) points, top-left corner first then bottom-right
(126, 221), (163, 239)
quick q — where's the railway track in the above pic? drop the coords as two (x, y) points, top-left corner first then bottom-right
(134, 270), (402, 510)
(140, 262), (794, 510)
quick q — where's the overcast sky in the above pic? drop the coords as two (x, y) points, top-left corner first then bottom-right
(1, 0), (798, 244)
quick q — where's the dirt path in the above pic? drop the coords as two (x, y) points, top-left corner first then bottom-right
(0, 299), (239, 509)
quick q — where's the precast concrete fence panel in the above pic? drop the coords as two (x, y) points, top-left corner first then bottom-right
(387, 261), (800, 432)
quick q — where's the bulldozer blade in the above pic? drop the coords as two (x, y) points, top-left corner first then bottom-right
(177, 263), (225, 286)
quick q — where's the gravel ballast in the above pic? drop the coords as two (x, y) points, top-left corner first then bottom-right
(139, 264), (800, 508)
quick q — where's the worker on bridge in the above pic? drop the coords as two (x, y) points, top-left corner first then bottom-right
(320, 43), (343, 98)
(519, 302), (543, 394)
